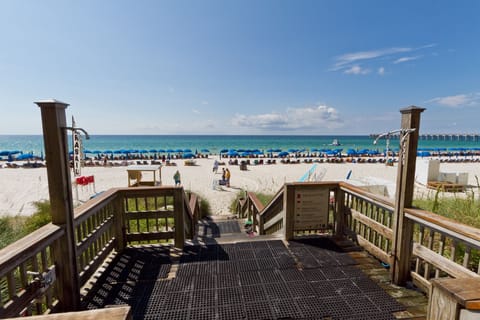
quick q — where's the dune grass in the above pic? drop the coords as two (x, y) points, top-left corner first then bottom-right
(413, 188), (480, 228)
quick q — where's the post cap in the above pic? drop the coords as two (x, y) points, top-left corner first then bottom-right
(400, 105), (426, 114)
(35, 99), (70, 108)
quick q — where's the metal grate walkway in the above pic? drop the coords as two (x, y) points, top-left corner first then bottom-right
(82, 238), (406, 319)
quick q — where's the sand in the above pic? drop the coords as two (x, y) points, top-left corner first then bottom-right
(0, 158), (479, 217)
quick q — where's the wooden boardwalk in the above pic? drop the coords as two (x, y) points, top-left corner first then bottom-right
(81, 218), (427, 320)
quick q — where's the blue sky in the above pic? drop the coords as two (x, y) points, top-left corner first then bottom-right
(0, 0), (479, 135)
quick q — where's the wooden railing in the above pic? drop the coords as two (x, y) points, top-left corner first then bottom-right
(339, 182), (480, 294)
(0, 186), (197, 318)
(0, 224), (64, 317)
(340, 183), (395, 265)
(406, 208), (480, 293)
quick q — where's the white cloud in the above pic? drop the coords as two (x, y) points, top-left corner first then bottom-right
(192, 109), (200, 114)
(344, 65), (370, 75)
(334, 47), (411, 70)
(393, 56), (421, 64)
(332, 44), (436, 74)
(427, 93), (480, 107)
(378, 67), (385, 75)
(232, 105), (343, 131)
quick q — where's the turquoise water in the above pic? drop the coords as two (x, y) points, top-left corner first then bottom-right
(0, 135), (479, 157)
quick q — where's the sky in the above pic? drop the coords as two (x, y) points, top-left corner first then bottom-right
(0, 0), (479, 135)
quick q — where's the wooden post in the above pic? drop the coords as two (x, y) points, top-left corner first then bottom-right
(173, 187), (185, 249)
(284, 184), (295, 240)
(114, 193), (126, 251)
(35, 100), (80, 311)
(334, 187), (345, 239)
(391, 106), (425, 285)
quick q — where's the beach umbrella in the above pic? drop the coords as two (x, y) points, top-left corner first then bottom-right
(174, 148), (183, 153)
(220, 149), (228, 153)
(184, 149), (192, 153)
(253, 150), (264, 155)
(0, 151), (11, 156)
(278, 151), (289, 157)
(158, 149), (166, 153)
(83, 149), (92, 154)
(241, 151), (252, 157)
(288, 148), (298, 153)
(311, 148), (318, 152)
(16, 153), (34, 160)
(166, 149), (175, 153)
(139, 149), (149, 153)
(183, 152), (195, 158)
(266, 148), (274, 152)
(201, 148), (210, 153)
(237, 149), (245, 152)
(113, 150), (123, 154)
(149, 149), (157, 153)
(346, 149), (357, 156)
(227, 150), (239, 157)
(92, 150), (102, 154)
(418, 151), (431, 157)
(104, 150), (113, 154)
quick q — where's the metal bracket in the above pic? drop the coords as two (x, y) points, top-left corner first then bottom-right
(27, 266), (56, 290)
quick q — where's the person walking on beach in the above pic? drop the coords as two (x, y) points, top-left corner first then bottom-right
(173, 170), (181, 186)
(225, 168), (231, 187)
(213, 160), (219, 173)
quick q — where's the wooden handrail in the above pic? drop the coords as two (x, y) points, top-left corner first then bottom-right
(73, 189), (118, 224)
(246, 192), (265, 212)
(339, 182), (395, 211)
(405, 207), (480, 246)
(0, 224), (63, 274)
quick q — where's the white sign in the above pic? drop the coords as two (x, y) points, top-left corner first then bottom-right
(73, 130), (82, 177)
(293, 188), (330, 230)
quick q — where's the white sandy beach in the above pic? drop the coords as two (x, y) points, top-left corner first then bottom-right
(0, 158), (479, 217)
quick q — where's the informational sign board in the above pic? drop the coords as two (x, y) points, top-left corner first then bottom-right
(293, 188), (329, 230)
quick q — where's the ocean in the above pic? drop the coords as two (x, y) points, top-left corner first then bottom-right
(1, 135), (479, 158)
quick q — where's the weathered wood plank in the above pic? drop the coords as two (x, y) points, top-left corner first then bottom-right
(0, 224), (63, 277)
(126, 232), (175, 242)
(413, 243), (480, 279)
(356, 234), (391, 265)
(406, 208), (480, 248)
(350, 209), (393, 240)
(76, 217), (114, 256)
(125, 210), (174, 220)
(2, 306), (131, 320)
(410, 271), (432, 294)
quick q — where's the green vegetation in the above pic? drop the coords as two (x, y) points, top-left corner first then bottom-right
(199, 197), (211, 218)
(254, 192), (275, 207)
(413, 189), (480, 228)
(0, 201), (52, 249)
(230, 190), (275, 213)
